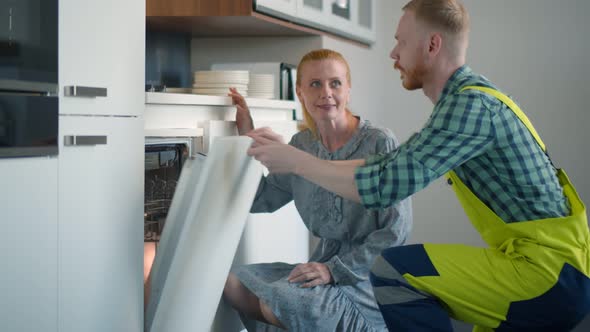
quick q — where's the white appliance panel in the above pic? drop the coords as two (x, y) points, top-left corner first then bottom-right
(147, 137), (263, 332)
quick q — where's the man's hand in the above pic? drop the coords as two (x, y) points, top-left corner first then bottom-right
(247, 127), (285, 145)
(248, 127), (363, 202)
(247, 128), (307, 173)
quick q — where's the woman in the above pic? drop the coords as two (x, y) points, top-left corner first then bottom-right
(224, 49), (412, 331)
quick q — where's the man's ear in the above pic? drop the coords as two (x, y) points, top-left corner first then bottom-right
(429, 33), (443, 56)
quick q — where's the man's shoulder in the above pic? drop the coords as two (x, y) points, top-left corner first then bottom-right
(442, 73), (504, 113)
(453, 70), (503, 101)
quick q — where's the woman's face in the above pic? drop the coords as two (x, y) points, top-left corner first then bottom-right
(296, 59), (351, 124)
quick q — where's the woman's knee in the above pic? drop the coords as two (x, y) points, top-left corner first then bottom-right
(223, 273), (265, 320)
(260, 301), (285, 329)
(223, 273), (242, 305)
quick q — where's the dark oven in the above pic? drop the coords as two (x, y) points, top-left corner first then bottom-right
(0, 0), (59, 158)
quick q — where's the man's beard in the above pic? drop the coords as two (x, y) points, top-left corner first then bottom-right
(395, 61), (428, 91)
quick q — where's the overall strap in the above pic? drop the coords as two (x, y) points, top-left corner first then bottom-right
(460, 86), (546, 152)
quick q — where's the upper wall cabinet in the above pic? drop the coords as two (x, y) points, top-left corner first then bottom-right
(254, 0), (298, 21)
(259, 0), (376, 44)
(355, 0), (376, 43)
(147, 0), (375, 46)
(294, 0), (329, 31)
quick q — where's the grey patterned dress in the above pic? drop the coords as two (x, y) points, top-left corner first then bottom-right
(234, 118), (413, 331)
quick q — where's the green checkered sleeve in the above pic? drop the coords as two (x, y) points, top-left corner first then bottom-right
(355, 92), (496, 209)
(364, 153), (390, 165)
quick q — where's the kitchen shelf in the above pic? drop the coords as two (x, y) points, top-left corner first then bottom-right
(148, 12), (314, 37)
(145, 92), (297, 110)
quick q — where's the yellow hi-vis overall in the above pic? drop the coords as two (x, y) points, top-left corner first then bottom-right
(371, 86), (590, 332)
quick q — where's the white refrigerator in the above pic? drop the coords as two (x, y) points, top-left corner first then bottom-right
(57, 0), (145, 331)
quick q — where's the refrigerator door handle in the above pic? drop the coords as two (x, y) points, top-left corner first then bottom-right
(64, 135), (107, 146)
(64, 85), (107, 97)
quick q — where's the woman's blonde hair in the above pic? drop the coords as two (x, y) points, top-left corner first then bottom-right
(296, 49), (352, 138)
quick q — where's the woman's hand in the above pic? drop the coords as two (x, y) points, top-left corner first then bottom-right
(287, 262), (333, 288)
(228, 87), (254, 135)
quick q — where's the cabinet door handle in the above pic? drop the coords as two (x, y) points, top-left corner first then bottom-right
(64, 135), (107, 146)
(64, 86), (107, 97)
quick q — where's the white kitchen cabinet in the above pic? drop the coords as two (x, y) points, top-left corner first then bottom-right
(1, 0), (143, 330)
(57, 0), (145, 331)
(59, 0), (144, 116)
(0, 157), (58, 332)
(354, 0), (376, 43)
(296, 0), (330, 30)
(257, 0), (376, 44)
(58, 115), (144, 332)
(254, 0), (298, 21)
(323, 0), (376, 44)
(296, 0), (356, 41)
(325, 0), (355, 37)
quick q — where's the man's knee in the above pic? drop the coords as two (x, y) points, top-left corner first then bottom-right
(370, 245), (423, 283)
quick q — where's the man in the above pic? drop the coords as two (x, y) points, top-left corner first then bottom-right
(247, 0), (590, 331)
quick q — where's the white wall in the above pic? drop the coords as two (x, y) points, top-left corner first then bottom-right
(465, 0), (590, 204)
(191, 36), (322, 70)
(189, 1), (590, 248)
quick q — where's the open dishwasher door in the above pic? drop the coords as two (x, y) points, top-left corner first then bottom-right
(145, 136), (263, 332)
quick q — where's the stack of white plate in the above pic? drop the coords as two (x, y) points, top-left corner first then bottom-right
(248, 74), (275, 99)
(192, 70), (249, 96)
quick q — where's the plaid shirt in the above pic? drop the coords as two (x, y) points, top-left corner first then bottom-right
(355, 66), (569, 223)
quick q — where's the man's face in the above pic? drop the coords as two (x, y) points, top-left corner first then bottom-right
(390, 10), (430, 90)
